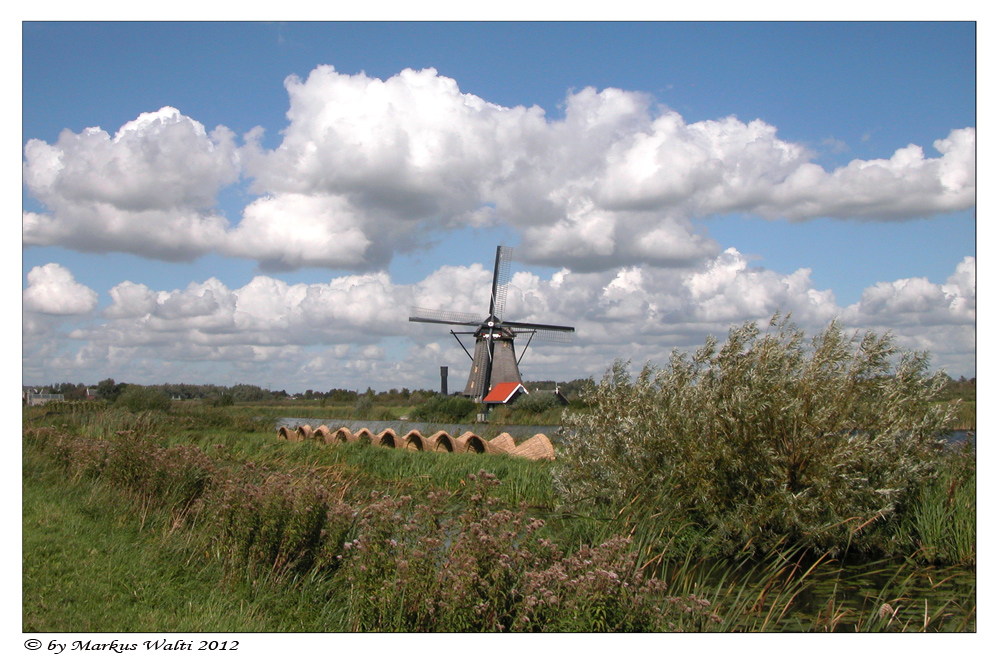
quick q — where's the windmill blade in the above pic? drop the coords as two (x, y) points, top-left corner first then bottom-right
(488, 245), (513, 321)
(409, 306), (484, 327)
(512, 328), (574, 343)
(503, 319), (575, 333)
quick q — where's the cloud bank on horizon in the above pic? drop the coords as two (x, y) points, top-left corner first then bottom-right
(22, 65), (976, 390)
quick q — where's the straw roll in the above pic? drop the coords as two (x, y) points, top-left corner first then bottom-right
(377, 429), (402, 449)
(454, 431), (486, 454)
(510, 434), (556, 461)
(428, 430), (454, 452)
(487, 432), (516, 455)
(274, 424), (553, 460)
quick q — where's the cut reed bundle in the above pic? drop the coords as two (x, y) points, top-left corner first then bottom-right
(403, 430), (428, 451)
(310, 425), (334, 443)
(432, 431), (458, 452)
(273, 425), (553, 460)
(355, 429), (376, 445)
(511, 434), (555, 461)
(333, 427), (357, 443)
(488, 433), (516, 455)
(455, 431), (486, 454)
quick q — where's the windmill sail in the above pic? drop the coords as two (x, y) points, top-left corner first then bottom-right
(408, 307), (484, 326)
(511, 328), (574, 343)
(490, 245), (513, 321)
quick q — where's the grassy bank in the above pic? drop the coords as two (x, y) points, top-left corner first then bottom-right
(23, 404), (974, 632)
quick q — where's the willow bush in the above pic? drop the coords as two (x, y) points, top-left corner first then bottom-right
(410, 395), (477, 423)
(115, 385), (172, 413)
(554, 314), (956, 557)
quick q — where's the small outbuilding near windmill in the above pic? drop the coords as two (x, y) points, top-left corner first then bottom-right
(483, 382), (528, 408)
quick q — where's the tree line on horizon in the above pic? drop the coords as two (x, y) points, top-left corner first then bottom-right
(22, 376), (602, 405)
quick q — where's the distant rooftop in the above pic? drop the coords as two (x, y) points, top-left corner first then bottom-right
(484, 382), (527, 404)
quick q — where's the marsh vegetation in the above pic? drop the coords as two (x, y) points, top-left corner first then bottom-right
(23, 316), (974, 632)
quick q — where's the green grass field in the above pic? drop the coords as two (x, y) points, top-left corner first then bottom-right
(23, 357), (975, 633)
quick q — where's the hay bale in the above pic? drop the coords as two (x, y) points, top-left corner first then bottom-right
(511, 434), (555, 461)
(455, 431), (486, 454)
(277, 426), (295, 441)
(428, 430), (454, 452)
(332, 427), (356, 443)
(310, 425), (333, 442)
(355, 428), (376, 445)
(377, 428), (402, 449)
(403, 430), (427, 451)
(487, 432), (516, 455)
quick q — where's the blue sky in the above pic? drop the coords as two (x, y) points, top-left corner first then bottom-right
(21, 21), (976, 391)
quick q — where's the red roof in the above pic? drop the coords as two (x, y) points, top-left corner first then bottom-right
(483, 382), (527, 404)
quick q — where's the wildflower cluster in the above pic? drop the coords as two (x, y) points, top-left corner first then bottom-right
(202, 466), (356, 581)
(338, 471), (721, 631)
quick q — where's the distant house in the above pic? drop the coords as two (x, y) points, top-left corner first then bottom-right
(483, 382), (528, 407)
(24, 390), (64, 406)
(531, 385), (569, 406)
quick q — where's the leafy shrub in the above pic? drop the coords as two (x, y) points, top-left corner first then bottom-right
(410, 395), (477, 423)
(555, 314), (956, 557)
(205, 393), (234, 407)
(352, 393), (374, 417)
(511, 392), (562, 414)
(115, 385), (172, 413)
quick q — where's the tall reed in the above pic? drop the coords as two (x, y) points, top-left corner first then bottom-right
(903, 438), (976, 565)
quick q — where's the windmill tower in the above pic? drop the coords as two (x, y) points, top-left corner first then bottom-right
(409, 246), (575, 404)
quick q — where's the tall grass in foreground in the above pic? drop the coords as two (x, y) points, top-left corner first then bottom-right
(903, 438), (976, 565)
(23, 447), (282, 632)
(334, 473), (720, 632)
(23, 407), (974, 632)
(24, 423), (712, 630)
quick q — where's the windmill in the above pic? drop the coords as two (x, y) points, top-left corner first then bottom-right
(409, 246), (575, 406)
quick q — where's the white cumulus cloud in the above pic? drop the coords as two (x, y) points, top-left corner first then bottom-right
(24, 67), (975, 274)
(22, 252), (975, 389)
(22, 107), (239, 261)
(23, 263), (98, 316)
